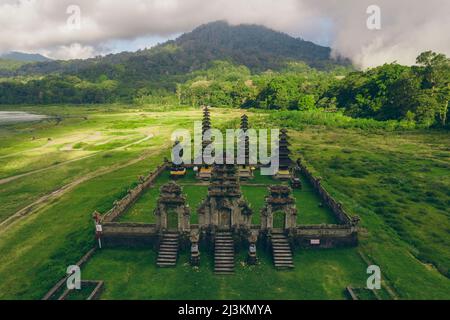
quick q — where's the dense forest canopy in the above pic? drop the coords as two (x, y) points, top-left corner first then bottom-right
(0, 22), (448, 128)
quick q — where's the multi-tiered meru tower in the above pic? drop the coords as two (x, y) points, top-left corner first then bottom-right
(198, 106), (213, 180)
(275, 129), (293, 180)
(238, 114), (254, 180)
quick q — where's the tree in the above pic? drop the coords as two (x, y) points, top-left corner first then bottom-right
(297, 94), (316, 111)
(415, 51), (450, 126)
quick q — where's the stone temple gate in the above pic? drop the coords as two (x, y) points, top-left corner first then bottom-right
(261, 185), (297, 231)
(154, 182), (190, 233)
(198, 164), (252, 231)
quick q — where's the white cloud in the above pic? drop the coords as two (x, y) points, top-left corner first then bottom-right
(42, 43), (97, 60)
(0, 0), (448, 67)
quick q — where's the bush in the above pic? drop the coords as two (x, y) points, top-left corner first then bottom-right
(262, 110), (419, 131)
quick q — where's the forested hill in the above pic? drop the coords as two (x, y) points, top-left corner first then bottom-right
(171, 21), (344, 71)
(3, 21), (348, 80)
(0, 52), (51, 62)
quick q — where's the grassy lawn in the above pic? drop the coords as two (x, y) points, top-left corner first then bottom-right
(119, 168), (337, 226)
(287, 126), (450, 299)
(80, 247), (370, 300)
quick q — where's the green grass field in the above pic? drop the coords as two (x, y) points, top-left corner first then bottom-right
(0, 105), (449, 300)
(81, 248), (372, 300)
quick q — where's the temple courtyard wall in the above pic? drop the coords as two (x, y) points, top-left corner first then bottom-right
(96, 159), (358, 250)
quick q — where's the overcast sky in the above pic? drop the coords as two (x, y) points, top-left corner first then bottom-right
(0, 0), (449, 68)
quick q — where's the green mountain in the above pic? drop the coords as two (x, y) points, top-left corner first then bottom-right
(0, 21), (354, 105)
(0, 51), (51, 62)
(6, 21), (349, 83)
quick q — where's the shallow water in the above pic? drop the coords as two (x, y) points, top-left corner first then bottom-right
(0, 111), (48, 124)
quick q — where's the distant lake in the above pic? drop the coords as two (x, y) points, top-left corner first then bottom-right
(0, 111), (48, 124)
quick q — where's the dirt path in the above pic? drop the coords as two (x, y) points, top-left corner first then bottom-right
(0, 148), (158, 233)
(0, 134), (154, 185)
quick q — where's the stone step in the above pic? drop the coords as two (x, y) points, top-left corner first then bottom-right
(275, 264), (295, 269)
(157, 254), (177, 260)
(272, 240), (290, 244)
(161, 242), (178, 246)
(159, 256), (177, 260)
(274, 252), (293, 257)
(215, 255), (234, 259)
(274, 256), (292, 262)
(273, 247), (292, 251)
(273, 245), (290, 248)
(215, 233), (235, 274)
(271, 233), (295, 270)
(160, 246), (178, 251)
(161, 240), (178, 244)
(159, 249), (177, 253)
(158, 252), (177, 259)
(158, 251), (177, 256)
(162, 239), (179, 243)
(215, 260), (234, 265)
(162, 237), (179, 241)
(215, 252), (234, 256)
(160, 246), (178, 250)
(157, 232), (179, 268)
(158, 259), (177, 264)
(273, 252), (292, 257)
(274, 261), (294, 265)
(163, 234), (179, 239)
(272, 243), (290, 247)
(161, 244), (178, 248)
(159, 245), (178, 249)
(215, 254), (234, 258)
(273, 247), (291, 251)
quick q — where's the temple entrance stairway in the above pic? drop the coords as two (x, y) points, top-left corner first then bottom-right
(271, 231), (295, 270)
(214, 231), (235, 275)
(157, 231), (179, 267)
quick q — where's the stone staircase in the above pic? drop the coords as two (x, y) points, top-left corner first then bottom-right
(157, 231), (179, 268)
(271, 232), (294, 270)
(214, 231), (235, 275)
